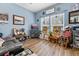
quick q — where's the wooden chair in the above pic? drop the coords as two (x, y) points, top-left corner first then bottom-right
(49, 33), (60, 43)
(63, 28), (72, 48)
(49, 26), (61, 43)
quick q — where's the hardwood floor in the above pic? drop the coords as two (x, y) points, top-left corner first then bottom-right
(23, 39), (79, 56)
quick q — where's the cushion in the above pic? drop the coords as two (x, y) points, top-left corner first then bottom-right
(0, 38), (4, 47)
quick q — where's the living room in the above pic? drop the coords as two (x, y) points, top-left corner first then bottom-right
(0, 3), (79, 56)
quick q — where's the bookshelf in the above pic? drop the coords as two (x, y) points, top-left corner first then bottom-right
(50, 13), (64, 32)
(40, 16), (50, 33)
(40, 13), (64, 33)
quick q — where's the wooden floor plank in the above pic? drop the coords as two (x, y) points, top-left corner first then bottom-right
(23, 39), (79, 56)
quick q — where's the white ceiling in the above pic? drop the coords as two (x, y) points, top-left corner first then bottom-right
(17, 3), (56, 13)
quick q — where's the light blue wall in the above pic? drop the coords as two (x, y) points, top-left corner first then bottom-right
(0, 3), (35, 37)
(35, 3), (79, 31)
(0, 3), (79, 37)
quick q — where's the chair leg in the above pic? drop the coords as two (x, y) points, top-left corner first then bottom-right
(63, 37), (65, 47)
(65, 38), (69, 48)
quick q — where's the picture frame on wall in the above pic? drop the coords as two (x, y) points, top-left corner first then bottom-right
(0, 13), (8, 23)
(69, 10), (79, 24)
(13, 15), (25, 25)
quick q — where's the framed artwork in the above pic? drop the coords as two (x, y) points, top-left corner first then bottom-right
(13, 15), (25, 25)
(45, 8), (54, 14)
(0, 13), (8, 23)
(69, 10), (79, 24)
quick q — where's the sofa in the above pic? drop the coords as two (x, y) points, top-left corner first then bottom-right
(0, 39), (23, 56)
